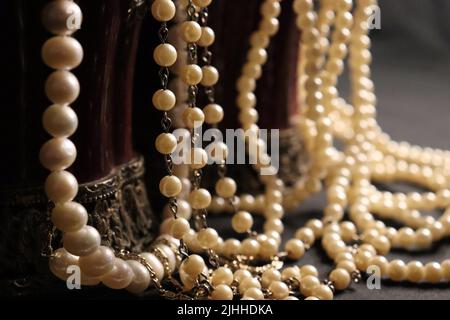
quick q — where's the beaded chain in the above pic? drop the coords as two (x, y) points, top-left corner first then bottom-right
(40, 0), (450, 301)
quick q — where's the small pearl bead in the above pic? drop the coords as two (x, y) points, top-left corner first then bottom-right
(63, 226), (101, 256)
(261, 269), (281, 288)
(264, 203), (284, 219)
(300, 275), (321, 297)
(329, 268), (351, 290)
(239, 277), (261, 294)
(197, 27), (215, 47)
(42, 0), (82, 35)
(234, 269), (252, 283)
(306, 219), (324, 237)
(285, 239), (305, 260)
(181, 64), (203, 85)
(258, 237), (278, 259)
(260, 17), (279, 36)
(152, 89), (176, 111)
(295, 227), (315, 246)
(369, 256), (389, 276)
(183, 107), (205, 128)
(197, 227), (219, 249)
(78, 246), (115, 277)
(244, 287), (264, 300)
(51, 201), (88, 232)
(49, 248), (79, 280)
(190, 147), (208, 169)
(300, 265), (319, 278)
(45, 71), (80, 104)
(201, 66), (219, 87)
(215, 177), (237, 199)
(204, 104), (224, 124)
(155, 133), (177, 154)
(180, 21), (202, 43)
(181, 254), (205, 278)
(240, 238), (260, 257)
(102, 258), (134, 290)
(406, 261), (424, 283)
(211, 267), (233, 286)
(269, 281), (289, 300)
(159, 175), (182, 197)
(237, 92), (256, 109)
(223, 239), (241, 258)
(151, 0), (176, 22)
(311, 284), (333, 300)
(210, 284), (233, 300)
(40, 138), (77, 171)
(388, 259), (407, 281)
(250, 31), (270, 48)
(242, 63), (262, 79)
(42, 36), (83, 70)
(126, 260), (151, 294)
(424, 262), (442, 283)
(281, 267), (301, 281)
(337, 260), (357, 274)
(45, 170), (78, 203)
(193, 0), (212, 7)
(170, 217), (190, 239)
(261, 0), (281, 18)
(247, 47), (268, 65)
(237, 76), (256, 92)
(188, 188), (212, 209)
(140, 252), (164, 281)
(153, 43), (177, 67)
(232, 211), (253, 233)
(43, 104), (78, 138)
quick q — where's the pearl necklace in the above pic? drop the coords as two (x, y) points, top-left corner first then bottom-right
(41, 0), (450, 300)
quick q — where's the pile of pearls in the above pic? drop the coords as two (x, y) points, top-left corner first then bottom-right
(43, 0), (450, 301)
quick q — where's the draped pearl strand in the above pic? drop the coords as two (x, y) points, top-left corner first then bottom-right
(42, 0), (450, 300)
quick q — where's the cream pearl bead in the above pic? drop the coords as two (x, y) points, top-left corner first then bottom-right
(102, 258), (134, 290)
(45, 170), (78, 203)
(201, 66), (219, 87)
(369, 255), (389, 276)
(285, 239), (306, 260)
(211, 267), (234, 286)
(192, 0), (212, 7)
(190, 147), (208, 169)
(197, 227), (219, 249)
(51, 201), (88, 232)
(300, 265), (319, 278)
(63, 226), (101, 257)
(388, 259), (407, 281)
(43, 104), (78, 138)
(40, 138), (77, 171)
(42, 36), (83, 70)
(180, 21), (202, 43)
(236, 76), (256, 92)
(183, 229), (203, 253)
(240, 238), (260, 257)
(151, 0), (176, 22)
(170, 217), (190, 239)
(231, 211), (253, 233)
(295, 227), (315, 246)
(300, 275), (321, 297)
(261, 269), (281, 288)
(160, 175), (183, 199)
(311, 284), (333, 300)
(306, 219), (324, 237)
(163, 198), (191, 220)
(197, 27), (215, 47)
(42, 0), (82, 35)
(204, 104), (224, 124)
(207, 141), (229, 163)
(355, 250), (373, 271)
(152, 89), (176, 111)
(260, 17), (279, 36)
(261, 0), (281, 18)
(210, 284), (233, 300)
(239, 277), (261, 294)
(155, 133), (177, 154)
(406, 261), (424, 283)
(329, 268), (351, 290)
(242, 63), (262, 79)
(188, 188), (212, 209)
(126, 260), (151, 294)
(181, 64), (203, 85)
(247, 47), (268, 65)
(49, 248), (79, 281)
(237, 92), (256, 109)
(181, 254), (205, 278)
(78, 246), (115, 277)
(153, 43), (177, 67)
(223, 239), (241, 258)
(250, 31), (270, 48)
(234, 269), (252, 283)
(281, 266), (301, 282)
(258, 237), (278, 259)
(45, 70), (80, 104)
(268, 281), (289, 300)
(183, 106), (205, 128)
(244, 287), (265, 300)
(264, 203), (284, 219)
(337, 260), (357, 274)
(140, 252), (164, 281)
(424, 262), (442, 283)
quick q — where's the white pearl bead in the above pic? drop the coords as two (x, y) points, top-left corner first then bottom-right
(45, 170), (78, 203)
(126, 260), (151, 294)
(78, 246), (115, 277)
(51, 201), (87, 232)
(63, 226), (101, 256)
(42, 0), (82, 35)
(140, 252), (164, 282)
(42, 36), (83, 70)
(49, 248), (79, 281)
(43, 104), (78, 138)
(40, 138), (77, 171)
(45, 70), (80, 104)
(102, 258), (134, 290)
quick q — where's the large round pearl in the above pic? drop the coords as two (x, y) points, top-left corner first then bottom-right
(170, 217), (190, 239)
(180, 21), (202, 43)
(155, 133), (177, 154)
(269, 281), (289, 300)
(201, 66), (219, 87)
(258, 237), (278, 259)
(311, 284), (333, 300)
(102, 258), (134, 290)
(239, 277), (261, 294)
(181, 254), (205, 278)
(211, 267), (233, 286)
(153, 43), (177, 67)
(197, 27), (215, 47)
(151, 0), (176, 22)
(78, 246), (115, 277)
(210, 284), (233, 300)
(159, 175), (182, 197)
(49, 248), (79, 281)
(216, 177), (237, 199)
(45, 71), (80, 104)
(42, 0), (82, 35)
(126, 260), (151, 294)
(193, 0), (212, 7)
(261, 269), (280, 287)
(300, 275), (321, 297)
(51, 201), (88, 232)
(183, 107), (205, 128)
(424, 262), (442, 283)
(180, 64), (203, 85)
(188, 188), (211, 209)
(190, 148), (208, 169)
(40, 138), (77, 171)
(329, 268), (351, 290)
(406, 261), (424, 283)
(197, 228), (219, 249)
(231, 211), (253, 233)
(63, 226), (101, 256)
(301, 265), (319, 278)
(204, 103), (224, 125)
(42, 36), (83, 70)
(140, 252), (164, 282)
(152, 89), (176, 111)
(388, 259), (407, 281)
(285, 239), (305, 260)
(43, 104), (78, 138)
(223, 239), (241, 258)
(240, 238), (260, 257)
(45, 170), (78, 203)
